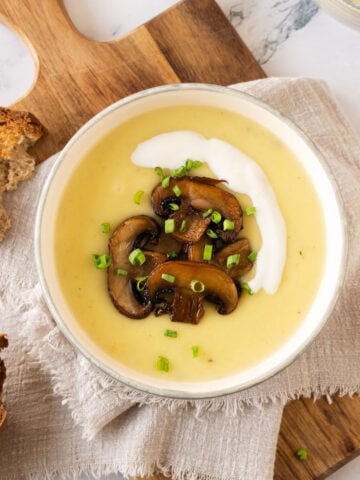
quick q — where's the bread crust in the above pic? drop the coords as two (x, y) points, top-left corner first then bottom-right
(0, 107), (46, 241)
(0, 107), (45, 159)
(0, 333), (8, 432)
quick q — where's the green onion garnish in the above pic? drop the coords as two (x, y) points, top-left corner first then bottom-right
(166, 251), (178, 260)
(135, 276), (148, 291)
(115, 268), (128, 276)
(223, 219), (235, 231)
(172, 185), (182, 197)
(161, 273), (175, 283)
(211, 211), (222, 224)
(226, 253), (240, 269)
(156, 356), (170, 372)
(192, 345), (199, 358)
(185, 159), (203, 171)
(164, 329), (178, 338)
(165, 218), (175, 234)
(154, 166), (164, 180)
(169, 203), (180, 211)
(92, 254), (111, 269)
(242, 282), (254, 295)
(162, 176), (170, 188)
(128, 248), (146, 266)
(202, 208), (213, 218)
(248, 251), (258, 262)
(296, 448), (308, 461)
(171, 165), (187, 177)
(133, 190), (144, 205)
(203, 244), (213, 261)
(245, 206), (257, 216)
(101, 222), (111, 233)
(206, 228), (218, 239)
(179, 220), (186, 233)
(190, 279), (205, 293)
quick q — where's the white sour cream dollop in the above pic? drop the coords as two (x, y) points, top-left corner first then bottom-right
(131, 131), (286, 294)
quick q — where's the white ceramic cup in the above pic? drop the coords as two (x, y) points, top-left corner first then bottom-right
(315, 0), (360, 29)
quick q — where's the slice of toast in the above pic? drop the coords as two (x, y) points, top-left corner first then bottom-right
(0, 334), (8, 432)
(0, 107), (46, 241)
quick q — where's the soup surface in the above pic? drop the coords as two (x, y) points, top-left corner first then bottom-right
(55, 105), (326, 382)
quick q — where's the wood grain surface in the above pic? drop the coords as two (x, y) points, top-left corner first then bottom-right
(0, 0), (357, 478)
(0, 0), (264, 162)
(275, 395), (360, 480)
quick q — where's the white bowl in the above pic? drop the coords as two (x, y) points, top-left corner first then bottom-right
(35, 83), (347, 399)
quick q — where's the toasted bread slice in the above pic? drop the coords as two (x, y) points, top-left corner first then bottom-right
(0, 107), (46, 241)
(0, 334), (8, 432)
(0, 201), (11, 242)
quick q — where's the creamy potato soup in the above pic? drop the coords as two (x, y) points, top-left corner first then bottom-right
(55, 105), (326, 382)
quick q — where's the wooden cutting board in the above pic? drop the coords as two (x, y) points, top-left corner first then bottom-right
(1, 0), (359, 478)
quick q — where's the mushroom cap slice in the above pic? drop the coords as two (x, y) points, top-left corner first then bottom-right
(213, 238), (253, 279)
(145, 230), (185, 259)
(153, 287), (205, 324)
(147, 261), (239, 323)
(108, 215), (166, 319)
(187, 236), (213, 262)
(170, 209), (211, 243)
(151, 176), (243, 243)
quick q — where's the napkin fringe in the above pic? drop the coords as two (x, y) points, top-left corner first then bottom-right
(132, 461), (229, 480)
(2, 465), (120, 480)
(2, 462), (232, 480)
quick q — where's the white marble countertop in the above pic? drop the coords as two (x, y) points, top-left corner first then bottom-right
(1, 1), (359, 478)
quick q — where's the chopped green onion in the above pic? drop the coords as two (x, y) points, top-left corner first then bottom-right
(115, 268), (128, 276)
(92, 254), (111, 269)
(172, 185), (182, 197)
(133, 190), (144, 205)
(202, 208), (213, 218)
(211, 211), (222, 224)
(101, 222), (111, 233)
(135, 276), (148, 291)
(192, 345), (199, 358)
(296, 448), (308, 461)
(242, 282), (254, 295)
(226, 253), (241, 269)
(248, 251), (258, 262)
(203, 244), (213, 261)
(162, 176), (170, 188)
(154, 166), (164, 180)
(171, 165), (187, 177)
(185, 159), (203, 171)
(156, 356), (170, 372)
(192, 160), (203, 168)
(223, 219), (235, 231)
(128, 248), (146, 266)
(179, 220), (186, 233)
(206, 228), (218, 239)
(166, 251), (178, 260)
(161, 273), (175, 283)
(165, 218), (175, 234)
(164, 329), (177, 338)
(245, 206), (257, 216)
(169, 203), (180, 211)
(190, 279), (205, 293)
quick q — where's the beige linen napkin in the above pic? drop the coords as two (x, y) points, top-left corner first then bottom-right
(1, 77), (359, 480)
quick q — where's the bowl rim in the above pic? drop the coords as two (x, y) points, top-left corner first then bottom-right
(315, 0), (360, 29)
(35, 82), (348, 399)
